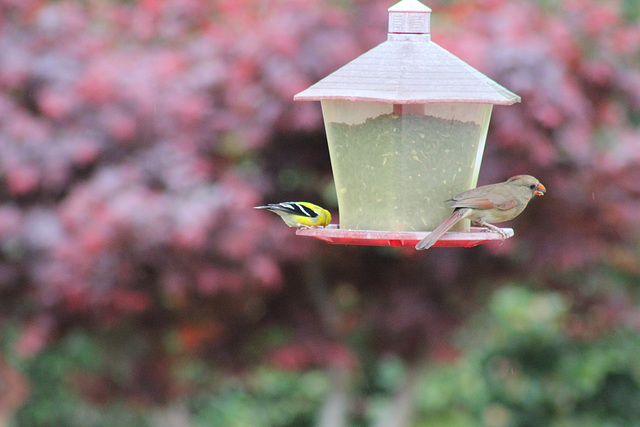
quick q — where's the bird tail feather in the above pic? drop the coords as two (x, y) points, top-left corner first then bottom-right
(415, 208), (470, 250)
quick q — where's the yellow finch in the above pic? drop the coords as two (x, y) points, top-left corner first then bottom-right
(254, 202), (331, 228)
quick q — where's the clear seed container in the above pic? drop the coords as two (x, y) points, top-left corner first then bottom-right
(322, 101), (492, 231)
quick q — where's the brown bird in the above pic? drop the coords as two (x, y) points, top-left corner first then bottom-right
(415, 175), (546, 250)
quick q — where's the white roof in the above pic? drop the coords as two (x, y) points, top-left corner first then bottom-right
(294, 0), (520, 105)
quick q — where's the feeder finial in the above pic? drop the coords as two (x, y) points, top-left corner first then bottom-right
(388, 0), (431, 42)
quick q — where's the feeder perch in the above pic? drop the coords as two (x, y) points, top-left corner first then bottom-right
(296, 226), (514, 248)
(293, 0), (521, 247)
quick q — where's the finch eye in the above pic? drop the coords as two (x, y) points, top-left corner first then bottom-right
(529, 184), (536, 189)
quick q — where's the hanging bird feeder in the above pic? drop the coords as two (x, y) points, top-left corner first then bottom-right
(293, 0), (520, 247)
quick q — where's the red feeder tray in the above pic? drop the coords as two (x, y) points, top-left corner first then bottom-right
(296, 225), (513, 248)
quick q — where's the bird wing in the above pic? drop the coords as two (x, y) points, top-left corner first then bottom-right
(451, 196), (516, 211)
(256, 202), (319, 218)
(449, 186), (517, 211)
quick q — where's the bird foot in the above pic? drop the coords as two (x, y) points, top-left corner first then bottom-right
(480, 223), (509, 245)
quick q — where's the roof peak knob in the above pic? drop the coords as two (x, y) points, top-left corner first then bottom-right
(388, 0), (431, 42)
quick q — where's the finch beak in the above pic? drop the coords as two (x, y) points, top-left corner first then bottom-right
(534, 183), (546, 196)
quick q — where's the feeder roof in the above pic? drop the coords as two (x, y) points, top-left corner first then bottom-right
(294, 0), (520, 105)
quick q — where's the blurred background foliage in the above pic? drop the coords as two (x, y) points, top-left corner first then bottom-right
(1, 0), (640, 425)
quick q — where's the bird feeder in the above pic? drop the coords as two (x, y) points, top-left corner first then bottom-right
(293, 0), (520, 247)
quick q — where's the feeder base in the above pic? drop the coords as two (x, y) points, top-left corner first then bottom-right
(296, 225), (514, 248)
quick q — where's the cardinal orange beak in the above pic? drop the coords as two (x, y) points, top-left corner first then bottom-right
(534, 183), (546, 196)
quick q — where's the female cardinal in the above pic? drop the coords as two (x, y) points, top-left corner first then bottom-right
(415, 175), (546, 250)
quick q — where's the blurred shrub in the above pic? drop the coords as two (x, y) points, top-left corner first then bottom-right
(410, 285), (640, 426)
(6, 329), (148, 427)
(6, 285), (640, 426)
(189, 368), (329, 427)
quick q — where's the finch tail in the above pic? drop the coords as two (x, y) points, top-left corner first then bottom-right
(415, 208), (470, 250)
